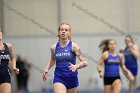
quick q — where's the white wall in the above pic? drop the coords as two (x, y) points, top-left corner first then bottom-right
(3, 0), (58, 36)
(61, 0), (128, 34)
(134, 0), (140, 32)
(4, 33), (140, 92)
(3, 0), (140, 36)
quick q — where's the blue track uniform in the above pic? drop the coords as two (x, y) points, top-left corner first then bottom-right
(124, 47), (138, 76)
(104, 54), (121, 85)
(53, 41), (79, 89)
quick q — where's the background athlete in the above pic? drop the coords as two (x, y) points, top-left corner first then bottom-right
(120, 35), (139, 93)
(97, 39), (133, 93)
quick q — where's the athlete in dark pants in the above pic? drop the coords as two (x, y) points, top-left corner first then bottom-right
(120, 35), (139, 93)
(97, 39), (133, 93)
(42, 23), (88, 93)
(0, 30), (19, 93)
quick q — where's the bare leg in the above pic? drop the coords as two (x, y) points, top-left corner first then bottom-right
(112, 79), (121, 93)
(67, 87), (78, 93)
(0, 83), (11, 93)
(129, 77), (136, 93)
(53, 83), (67, 93)
(125, 70), (135, 93)
(104, 85), (112, 93)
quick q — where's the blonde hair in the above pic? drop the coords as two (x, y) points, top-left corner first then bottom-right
(58, 23), (71, 40)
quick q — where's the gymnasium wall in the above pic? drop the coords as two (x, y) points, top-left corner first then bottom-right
(3, 0), (58, 36)
(133, 0), (140, 32)
(2, 0), (140, 35)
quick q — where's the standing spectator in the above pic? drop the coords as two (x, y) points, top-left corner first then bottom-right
(16, 55), (31, 93)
